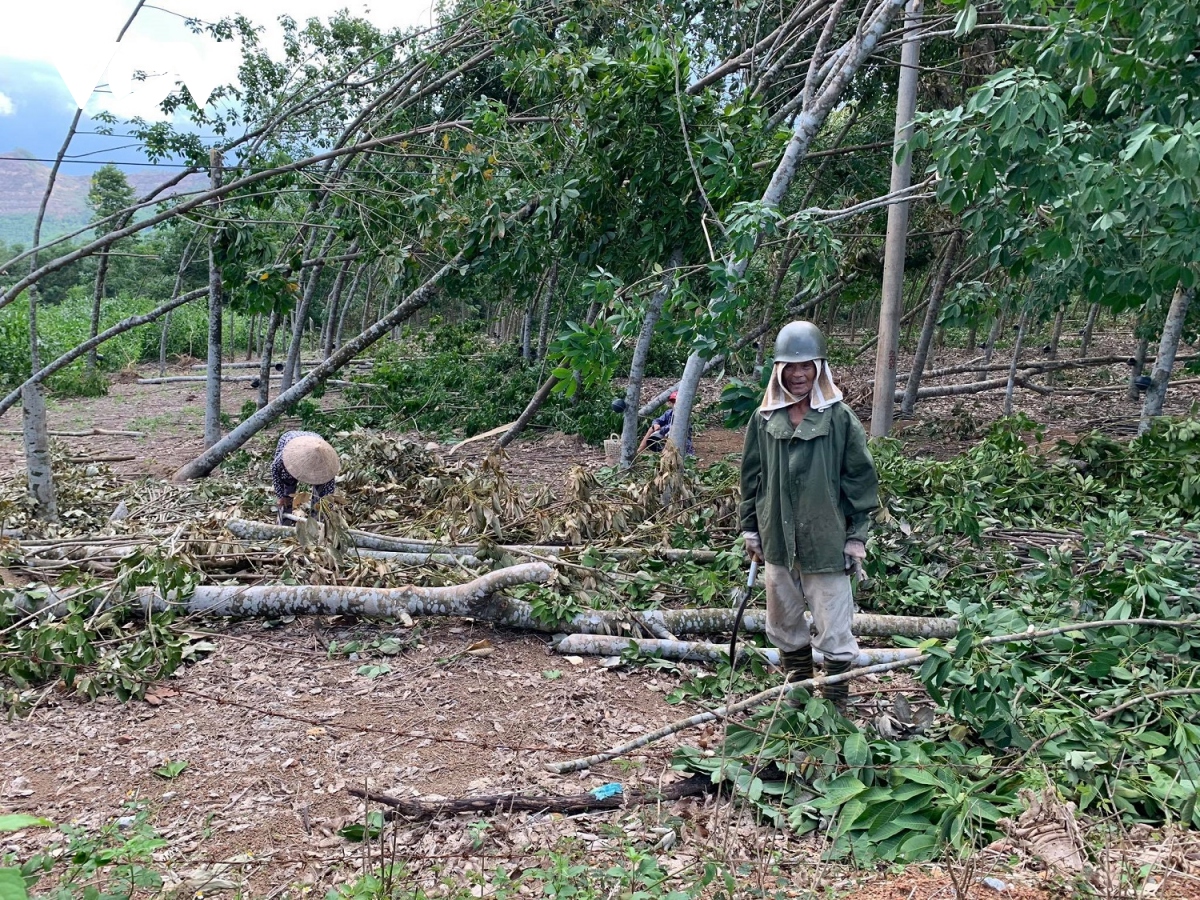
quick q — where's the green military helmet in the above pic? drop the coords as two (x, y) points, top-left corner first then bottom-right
(773, 320), (827, 363)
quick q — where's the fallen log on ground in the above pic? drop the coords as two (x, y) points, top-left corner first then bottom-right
(633, 608), (956, 638)
(0, 427), (145, 438)
(348, 774), (712, 819)
(553, 634), (923, 667)
(889, 352), (1200, 383)
(349, 547), (482, 566)
(892, 375), (1049, 401)
(190, 360), (374, 370)
(14, 563), (555, 617)
(139, 376), (374, 388)
(225, 519), (721, 562)
(543, 616), (1199, 775)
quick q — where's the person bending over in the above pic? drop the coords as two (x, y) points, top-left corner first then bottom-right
(271, 431), (341, 525)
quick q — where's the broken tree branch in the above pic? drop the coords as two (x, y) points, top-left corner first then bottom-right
(349, 774), (712, 819)
(553, 634), (922, 667)
(544, 616), (1199, 774)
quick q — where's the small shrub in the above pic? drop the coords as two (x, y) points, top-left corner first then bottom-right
(48, 366), (109, 399)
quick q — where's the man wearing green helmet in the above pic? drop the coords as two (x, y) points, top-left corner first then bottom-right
(739, 321), (879, 710)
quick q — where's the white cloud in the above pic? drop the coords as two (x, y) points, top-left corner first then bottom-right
(0, 91), (14, 115)
(2, 0), (437, 119)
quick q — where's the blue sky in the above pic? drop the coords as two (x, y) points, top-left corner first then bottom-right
(0, 0), (436, 173)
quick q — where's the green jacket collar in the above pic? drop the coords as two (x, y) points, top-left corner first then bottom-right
(764, 406), (834, 441)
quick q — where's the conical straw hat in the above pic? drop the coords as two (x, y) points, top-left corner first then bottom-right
(282, 434), (340, 484)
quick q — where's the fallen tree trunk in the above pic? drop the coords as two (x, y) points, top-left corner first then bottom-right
(632, 608), (956, 638)
(349, 774), (712, 819)
(138, 376), (375, 388)
(886, 352), (1200, 384)
(350, 547), (482, 567)
(14, 563), (554, 617)
(225, 519), (721, 562)
(892, 375), (1049, 400)
(0, 428), (144, 438)
(553, 634), (922, 667)
(135, 563), (554, 618)
(15, 539), (956, 637)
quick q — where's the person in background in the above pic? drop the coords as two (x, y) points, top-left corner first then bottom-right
(271, 431), (341, 525)
(638, 391), (695, 455)
(738, 321), (879, 710)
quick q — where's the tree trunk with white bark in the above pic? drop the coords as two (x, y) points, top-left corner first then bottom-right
(1140, 285), (1194, 434)
(536, 261), (559, 362)
(1079, 302), (1100, 358)
(1003, 309), (1029, 417)
(621, 249), (680, 468)
(553, 634), (921, 667)
(1048, 305), (1065, 359)
(900, 229), (959, 417)
(86, 251), (112, 373)
(21, 383), (57, 523)
(320, 249), (356, 359)
(282, 230), (337, 391)
(1128, 334), (1150, 402)
(257, 308), (281, 409)
(870, 0), (924, 437)
(204, 150), (224, 449)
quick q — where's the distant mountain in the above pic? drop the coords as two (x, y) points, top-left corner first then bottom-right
(0, 150), (207, 246)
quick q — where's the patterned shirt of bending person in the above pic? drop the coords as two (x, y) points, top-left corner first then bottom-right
(651, 408), (695, 455)
(271, 430), (336, 501)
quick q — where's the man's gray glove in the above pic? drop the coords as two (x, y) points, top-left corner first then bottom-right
(742, 531), (763, 563)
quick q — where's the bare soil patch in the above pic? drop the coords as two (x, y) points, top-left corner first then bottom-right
(1, 618), (703, 894)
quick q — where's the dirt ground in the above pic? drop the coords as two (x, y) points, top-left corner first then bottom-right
(2, 331), (1198, 897)
(1, 617), (1064, 898)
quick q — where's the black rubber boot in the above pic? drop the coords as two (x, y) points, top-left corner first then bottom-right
(822, 658), (853, 710)
(780, 647), (814, 709)
(779, 647), (814, 684)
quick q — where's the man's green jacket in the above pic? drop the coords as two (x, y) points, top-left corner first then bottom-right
(739, 402), (880, 573)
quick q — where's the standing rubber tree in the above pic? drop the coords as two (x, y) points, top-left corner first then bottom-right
(85, 165), (136, 375)
(900, 229), (960, 417)
(620, 249), (682, 468)
(1140, 285), (1195, 434)
(204, 149), (225, 449)
(870, 0), (924, 437)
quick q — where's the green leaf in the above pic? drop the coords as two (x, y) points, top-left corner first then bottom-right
(899, 831), (939, 860)
(954, 4), (978, 37)
(153, 760), (189, 780)
(338, 810), (384, 842)
(0, 815), (51, 833)
(842, 732), (869, 768)
(811, 774), (868, 810)
(0, 869), (29, 900)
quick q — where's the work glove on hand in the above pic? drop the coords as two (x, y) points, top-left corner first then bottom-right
(276, 501), (294, 527)
(742, 531), (764, 563)
(843, 539), (866, 574)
